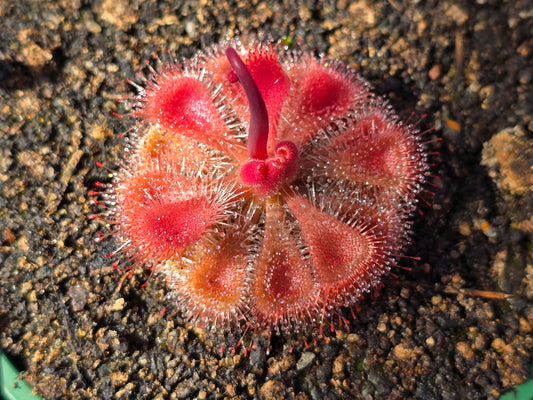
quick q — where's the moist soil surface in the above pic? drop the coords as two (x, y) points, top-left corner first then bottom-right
(1, 1), (532, 399)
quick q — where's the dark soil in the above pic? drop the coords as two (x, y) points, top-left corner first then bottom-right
(1, 1), (532, 399)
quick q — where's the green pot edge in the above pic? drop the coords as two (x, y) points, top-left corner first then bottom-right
(0, 351), (42, 400)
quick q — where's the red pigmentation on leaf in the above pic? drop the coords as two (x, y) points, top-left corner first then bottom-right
(245, 45), (290, 141)
(105, 36), (429, 339)
(114, 171), (226, 265)
(166, 229), (251, 326)
(286, 194), (379, 289)
(143, 75), (221, 133)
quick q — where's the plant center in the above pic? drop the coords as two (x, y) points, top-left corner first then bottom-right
(225, 47), (299, 196)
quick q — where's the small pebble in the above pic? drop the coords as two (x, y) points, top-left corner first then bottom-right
(296, 352), (316, 371)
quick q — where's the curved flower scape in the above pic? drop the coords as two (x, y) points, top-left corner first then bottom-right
(110, 37), (429, 335)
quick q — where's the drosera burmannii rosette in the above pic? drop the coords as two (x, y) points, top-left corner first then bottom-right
(101, 36), (429, 340)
